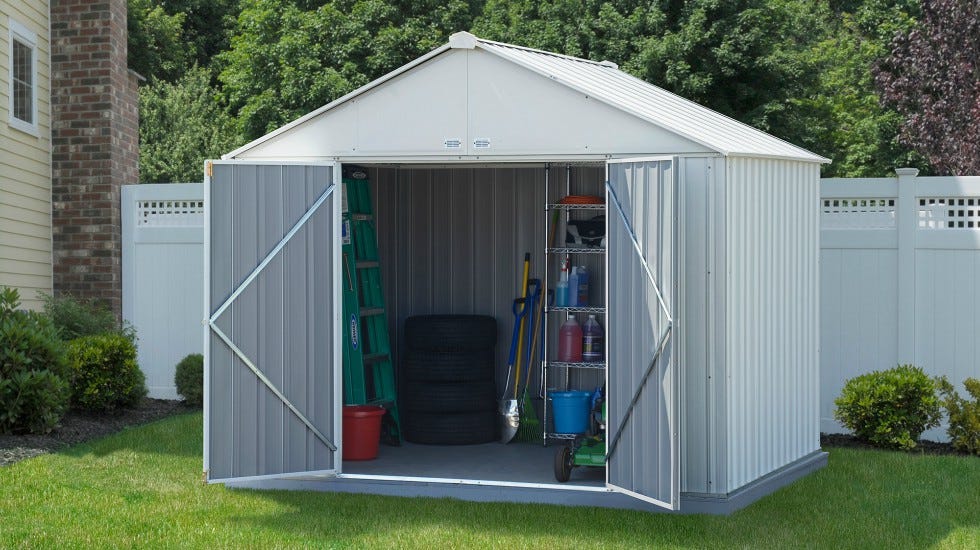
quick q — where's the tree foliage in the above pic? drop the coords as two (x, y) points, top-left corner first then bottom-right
(128, 0), (191, 82)
(127, 0), (943, 178)
(875, 0), (980, 175)
(139, 67), (241, 183)
(220, 0), (480, 140)
(793, 0), (928, 177)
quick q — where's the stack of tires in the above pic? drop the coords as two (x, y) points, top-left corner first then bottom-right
(401, 315), (497, 445)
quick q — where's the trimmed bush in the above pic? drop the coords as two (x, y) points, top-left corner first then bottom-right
(834, 364), (942, 450)
(937, 377), (980, 456)
(0, 287), (70, 434)
(67, 333), (147, 412)
(41, 292), (136, 342)
(174, 354), (203, 407)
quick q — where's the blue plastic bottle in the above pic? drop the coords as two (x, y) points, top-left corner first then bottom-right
(568, 267), (579, 307)
(576, 266), (590, 307)
(556, 259), (569, 307)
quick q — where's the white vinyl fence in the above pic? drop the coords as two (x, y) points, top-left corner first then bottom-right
(821, 169), (980, 440)
(122, 172), (980, 441)
(122, 184), (204, 399)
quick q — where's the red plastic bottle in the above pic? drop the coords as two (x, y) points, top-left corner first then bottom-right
(558, 316), (583, 362)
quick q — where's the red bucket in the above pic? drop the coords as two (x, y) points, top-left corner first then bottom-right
(342, 405), (386, 460)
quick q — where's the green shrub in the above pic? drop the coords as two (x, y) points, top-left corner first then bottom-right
(67, 333), (147, 412)
(174, 353), (203, 407)
(0, 287), (70, 434)
(937, 377), (980, 455)
(834, 364), (942, 450)
(41, 292), (136, 342)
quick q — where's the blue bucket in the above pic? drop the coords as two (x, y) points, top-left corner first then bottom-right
(549, 390), (592, 434)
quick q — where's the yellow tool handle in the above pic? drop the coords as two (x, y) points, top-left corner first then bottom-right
(513, 254), (531, 399)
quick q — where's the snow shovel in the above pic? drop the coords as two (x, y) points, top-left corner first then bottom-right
(500, 254), (531, 443)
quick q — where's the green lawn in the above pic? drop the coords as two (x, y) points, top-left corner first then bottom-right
(1, 413), (978, 549)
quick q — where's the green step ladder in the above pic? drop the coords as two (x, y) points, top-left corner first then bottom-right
(342, 171), (401, 444)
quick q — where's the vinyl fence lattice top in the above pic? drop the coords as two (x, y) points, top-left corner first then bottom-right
(918, 197), (980, 229)
(821, 198), (897, 229)
(137, 199), (205, 227)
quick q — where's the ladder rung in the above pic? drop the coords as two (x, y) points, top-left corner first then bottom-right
(355, 260), (379, 269)
(360, 307), (384, 317)
(363, 353), (389, 365)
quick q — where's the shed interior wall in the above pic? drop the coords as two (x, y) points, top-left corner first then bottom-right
(367, 165), (607, 396)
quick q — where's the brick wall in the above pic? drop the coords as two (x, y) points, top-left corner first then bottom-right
(50, 0), (139, 317)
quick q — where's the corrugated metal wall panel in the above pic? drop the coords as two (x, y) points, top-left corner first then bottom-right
(677, 156), (722, 495)
(725, 158), (820, 492)
(208, 163), (337, 480)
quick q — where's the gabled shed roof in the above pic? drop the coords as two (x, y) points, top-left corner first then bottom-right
(226, 32), (828, 163)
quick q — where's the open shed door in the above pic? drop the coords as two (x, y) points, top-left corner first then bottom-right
(605, 158), (679, 510)
(205, 161), (340, 482)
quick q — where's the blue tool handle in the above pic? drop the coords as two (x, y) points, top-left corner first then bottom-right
(507, 298), (527, 367)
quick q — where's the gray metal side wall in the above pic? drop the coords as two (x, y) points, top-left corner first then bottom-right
(724, 157), (821, 492)
(208, 164), (337, 480)
(606, 160), (677, 508)
(365, 165), (606, 396)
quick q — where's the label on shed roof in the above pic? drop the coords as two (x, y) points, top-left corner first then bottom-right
(473, 138), (491, 149)
(444, 138), (462, 149)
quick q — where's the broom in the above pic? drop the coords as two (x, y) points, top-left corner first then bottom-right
(516, 211), (560, 443)
(516, 289), (544, 442)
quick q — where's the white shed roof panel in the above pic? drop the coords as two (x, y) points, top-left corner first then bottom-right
(477, 39), (826, 162)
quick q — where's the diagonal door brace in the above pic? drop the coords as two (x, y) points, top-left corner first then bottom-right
(604, 177), (674, 462)
(209, 182), (337, 452)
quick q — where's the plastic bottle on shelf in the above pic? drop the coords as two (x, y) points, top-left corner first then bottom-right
(568, 267), (579, 307)
(582, 315), (604, 362)
(558, 316), (583, 362)
(576, 265), (589, 306)
(555, 258), (569, 307)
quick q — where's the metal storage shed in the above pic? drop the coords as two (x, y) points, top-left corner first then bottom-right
(204, 31), (829, 514)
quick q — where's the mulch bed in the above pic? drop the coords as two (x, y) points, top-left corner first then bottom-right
(821, 432), (972, 456)
(0, 398), (194, 467)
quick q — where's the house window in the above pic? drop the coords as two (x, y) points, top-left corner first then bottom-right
(8, 18), (37, 135)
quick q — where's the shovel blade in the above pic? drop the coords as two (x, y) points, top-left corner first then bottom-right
(499, 399), (520, 443)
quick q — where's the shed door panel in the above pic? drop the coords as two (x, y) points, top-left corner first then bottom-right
(605, 158), (679, 510)
(207, 162), (339, 482)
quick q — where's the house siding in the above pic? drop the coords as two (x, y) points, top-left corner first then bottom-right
(0, 0), (52, 310)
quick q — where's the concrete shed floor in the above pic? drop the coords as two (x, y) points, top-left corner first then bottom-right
(343, 440), (606, 487)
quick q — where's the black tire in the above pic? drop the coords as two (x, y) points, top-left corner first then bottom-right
(402, 380), (497, 413)
(554, 445), (573, 482)
(402, 410), (497, 445)
(405, 315), (497, 352)
(402, 349), (495, 383)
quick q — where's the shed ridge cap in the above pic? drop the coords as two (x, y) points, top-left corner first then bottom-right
(475, 37), (612, 68)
